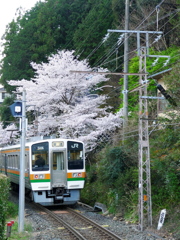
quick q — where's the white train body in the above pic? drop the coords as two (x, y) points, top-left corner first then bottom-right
(0, 138), (86, 206)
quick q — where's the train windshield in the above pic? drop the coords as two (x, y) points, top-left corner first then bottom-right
(31, 142), (49, 171)
(67, 141), (84, 170)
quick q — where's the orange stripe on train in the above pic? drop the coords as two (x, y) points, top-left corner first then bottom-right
(30, 173), (51, 180)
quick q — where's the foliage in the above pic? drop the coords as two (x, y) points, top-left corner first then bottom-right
(0, 96), (15, 128)
(82, 116), (180, 220)
(162, 61), (180, 106)
(6, 201), (18, 218)
(0, 174), (10, 240)
(119, 46), (180, 114)
(97, 146), (133, 186)
(73, 0), (114, 66)
(150, 125), (180, 206)
(0, 201), (31, 239)
(81, 145), (138, 214)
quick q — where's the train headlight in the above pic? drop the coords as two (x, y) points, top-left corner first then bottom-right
(73, 173), (82, 178)
(39, 174), (45, 179)
(34, 174), (45, 179)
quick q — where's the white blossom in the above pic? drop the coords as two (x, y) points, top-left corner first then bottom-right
(0, 123), (18, 145)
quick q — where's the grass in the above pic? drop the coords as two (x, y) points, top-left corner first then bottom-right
(5, 218), (32, 239)
(4, 201), (33, 240)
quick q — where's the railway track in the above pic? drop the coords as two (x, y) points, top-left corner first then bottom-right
(10, 192), (168, 239)
(31, 202), (123, 240)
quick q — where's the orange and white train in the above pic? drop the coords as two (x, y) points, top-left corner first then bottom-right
(0, 137), (86, 206)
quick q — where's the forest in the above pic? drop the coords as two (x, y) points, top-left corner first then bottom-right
(0, 0), (180, 237)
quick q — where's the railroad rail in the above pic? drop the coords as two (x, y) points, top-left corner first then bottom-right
(31, 202), (123, 240)
(67, 207), (123, 239)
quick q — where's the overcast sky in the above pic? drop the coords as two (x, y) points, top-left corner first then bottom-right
(0, 0), (45, 60)
(0, 0), (43, 38)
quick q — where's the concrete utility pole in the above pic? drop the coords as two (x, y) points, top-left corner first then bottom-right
(123, 0), (129, 125)
(18, 89), (26, 232)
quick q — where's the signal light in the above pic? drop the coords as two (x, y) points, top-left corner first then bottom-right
(156, 84), (177, 107)
(9, 101), (22, 117)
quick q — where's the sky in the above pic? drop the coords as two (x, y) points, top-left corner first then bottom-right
(0, 0), (43, 39)
(0, 0), (45, 61)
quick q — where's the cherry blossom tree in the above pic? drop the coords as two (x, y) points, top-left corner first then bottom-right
(9, 50), (123, 152)
(0, 123), (18, 145)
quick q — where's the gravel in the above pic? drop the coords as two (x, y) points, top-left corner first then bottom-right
(10, 194), (176, 240)
(24, 204), (176, 240)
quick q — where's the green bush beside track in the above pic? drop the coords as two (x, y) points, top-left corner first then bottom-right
(0, 174), (10, 240)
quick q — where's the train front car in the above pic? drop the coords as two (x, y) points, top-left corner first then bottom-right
(29, 139), (85, 206)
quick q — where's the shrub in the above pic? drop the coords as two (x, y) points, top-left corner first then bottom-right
(97, 146), (133, 187)
(0, 174), (10, 240)
(150, 126), (180, 207)
(6, 201), (18, 218)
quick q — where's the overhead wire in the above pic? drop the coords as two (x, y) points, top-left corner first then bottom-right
(82, 7), (142, 69)
(94, 1), (164, 72)
(112, 2), (180, 76)
(94, 7), (160, 71)
(91, 1), (180, 106)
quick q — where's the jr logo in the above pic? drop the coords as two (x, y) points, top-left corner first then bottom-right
(71, 144), (79, 148)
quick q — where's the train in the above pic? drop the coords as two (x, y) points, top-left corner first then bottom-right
(0, 137), (86, 206)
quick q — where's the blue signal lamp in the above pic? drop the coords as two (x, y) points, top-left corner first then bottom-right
(10, 101), (22, 117)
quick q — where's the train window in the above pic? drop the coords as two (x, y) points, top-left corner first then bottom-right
(14, 155), (16, 169)
(13, 155), (16, 169)
(12, 155), (14, 169)
(53, 152), (64, 170)
(7, 156), (10, 168)
(11, 156), (13, 167)
(31, 142), (49, 171)
(67, 141), (84, 170)
(15, 155), (18, 169)
(25, 154), (28, 171)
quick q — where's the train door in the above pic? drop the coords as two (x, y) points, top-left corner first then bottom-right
(51, 151), (66, 187)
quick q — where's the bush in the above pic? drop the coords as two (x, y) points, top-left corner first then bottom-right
(82, 145), (138, 213)
(0, 174), (10, 240)
(150, 126), (180, 207)
(6, 201), (18, 218)
(97, 146), (133, 187)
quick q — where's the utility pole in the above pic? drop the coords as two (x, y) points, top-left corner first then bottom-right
(138, 47), (152, 231)
(18, 89), (26, 232)
(9, 90), (26, 232)
(123, 0), (129, 125)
